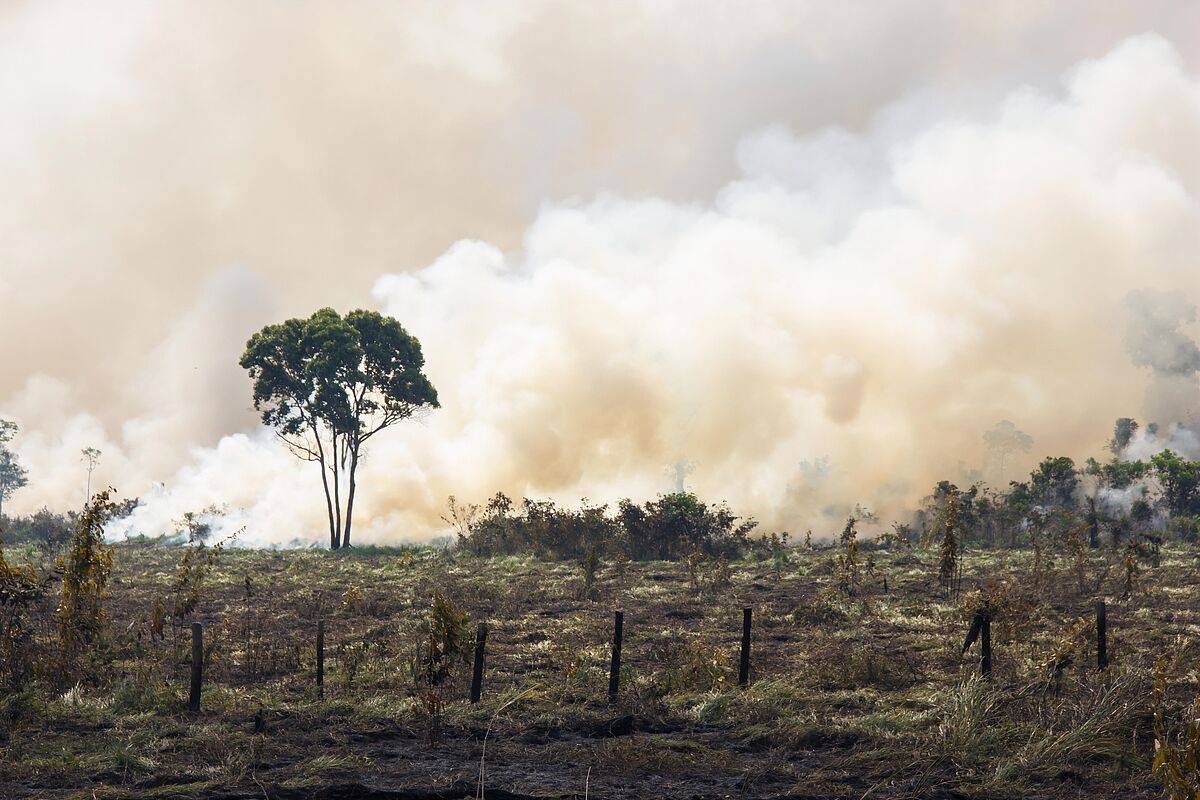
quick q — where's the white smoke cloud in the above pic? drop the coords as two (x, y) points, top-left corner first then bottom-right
(2, 8), (1200, 544)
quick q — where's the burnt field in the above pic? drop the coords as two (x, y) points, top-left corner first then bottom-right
(3, 540), (1200, 800)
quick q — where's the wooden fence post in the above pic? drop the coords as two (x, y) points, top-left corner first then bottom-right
(608, 611), (623, 704)
(962, 609), (992, 679)
(738, 607), (752, 688)
(470, 622), (488, 704)
(188, 622), (203, 713)
(316, 619), (325, 698)
(1096, 601), (1107, 671)
(980, 612), (992, 678)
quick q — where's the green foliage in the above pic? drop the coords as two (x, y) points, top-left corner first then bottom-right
(168, 510), (228, 623)
(1151, 450), (1200, 517)
(919, 481), (996, 549)
(415, 590), (471, 686)
(618, 492), (755, 561)
(1108, 417), (1139, 456)
(768, 531), (788, 578)
(1086, 456), (1149, 490)
(457, 493), (620, 559)
(240, 307), (439, 548)
(836, 515), (860, 595)
(0, 507), (73, 550)
(455, 490), (753, 562)
(0, 419), (28, 519)
(56, 490), (117, 671)
(939, 494), (960, 593)
(0, 542), (46, 690)
(1030, 456), (1078, 508)
(579, 545), (599, 597)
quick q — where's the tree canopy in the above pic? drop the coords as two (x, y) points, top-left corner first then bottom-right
(0, 420), (28, 519)
(240, 308), (438, 548)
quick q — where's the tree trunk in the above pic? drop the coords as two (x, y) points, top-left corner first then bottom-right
(331, 436), (343, 549)
(343, 445), (359, 548)
(311, 424), (339, 549)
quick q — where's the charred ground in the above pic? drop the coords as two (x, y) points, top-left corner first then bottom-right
(2, 537), (1197, 800)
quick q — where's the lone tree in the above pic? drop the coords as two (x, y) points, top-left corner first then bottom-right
(983, 420), (1032, 483)
(0, 420), (28, 519)
(80, 447), (101, 501)
(240, 308), (438, 549)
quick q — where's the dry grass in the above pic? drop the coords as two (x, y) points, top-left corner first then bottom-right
(0, 540), (1195, 798)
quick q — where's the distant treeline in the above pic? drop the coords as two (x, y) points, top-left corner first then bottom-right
(0, 498), (138, 550)
(904, 443), (1200, 554)
(447, 420), (1200, 562)
(2, 419), (1196, 560)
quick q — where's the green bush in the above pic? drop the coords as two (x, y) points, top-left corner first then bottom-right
(454, 491), (754, 561)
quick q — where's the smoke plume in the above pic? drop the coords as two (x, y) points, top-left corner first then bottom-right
(1124, 290), (1200, 430)
(2, 4), (1199, 544)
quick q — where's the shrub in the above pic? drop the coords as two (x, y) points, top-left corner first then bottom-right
(0, 508), (73, 550)
(169, 510), (226, 624)
(454, 491), (753, 562)
(618, 492), (754, 561)
(455, 493), (620, 560)
(0, 545), (46, 690)
(1154, 659), (1200, 799)
(1167, 515), (1200, 544)
(56, 491), (117, 674)
(414, 590), (471, 686)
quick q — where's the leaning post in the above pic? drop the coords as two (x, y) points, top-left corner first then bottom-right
(962, 609), (992, 679)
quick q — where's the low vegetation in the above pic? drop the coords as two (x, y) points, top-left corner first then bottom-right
(0, 523), (1198, 798)
(1, 416), (1199, 798)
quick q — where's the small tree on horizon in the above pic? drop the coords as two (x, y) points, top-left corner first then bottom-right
(0, 420), (28, 519)
(80, 447), (101, 502)
(983, 419), (1033, 484)
(240, 308), (439, 549)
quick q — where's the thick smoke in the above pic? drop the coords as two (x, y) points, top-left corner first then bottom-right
(1124, 289), (1200, 432)
(2, 5), (1200, 544)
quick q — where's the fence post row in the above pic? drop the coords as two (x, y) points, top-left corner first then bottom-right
(608, 611), (624, 704)
(188, 622), (203, 713)
(196, 592), (1109, 707)
(738, 607), (752, 688)
(470, 622), (488, 704)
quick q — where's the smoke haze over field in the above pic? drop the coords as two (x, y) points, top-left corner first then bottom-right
(2, 2), (1199, 544)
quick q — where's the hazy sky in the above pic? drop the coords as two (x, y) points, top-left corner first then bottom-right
(2, 2), (1199, 543)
